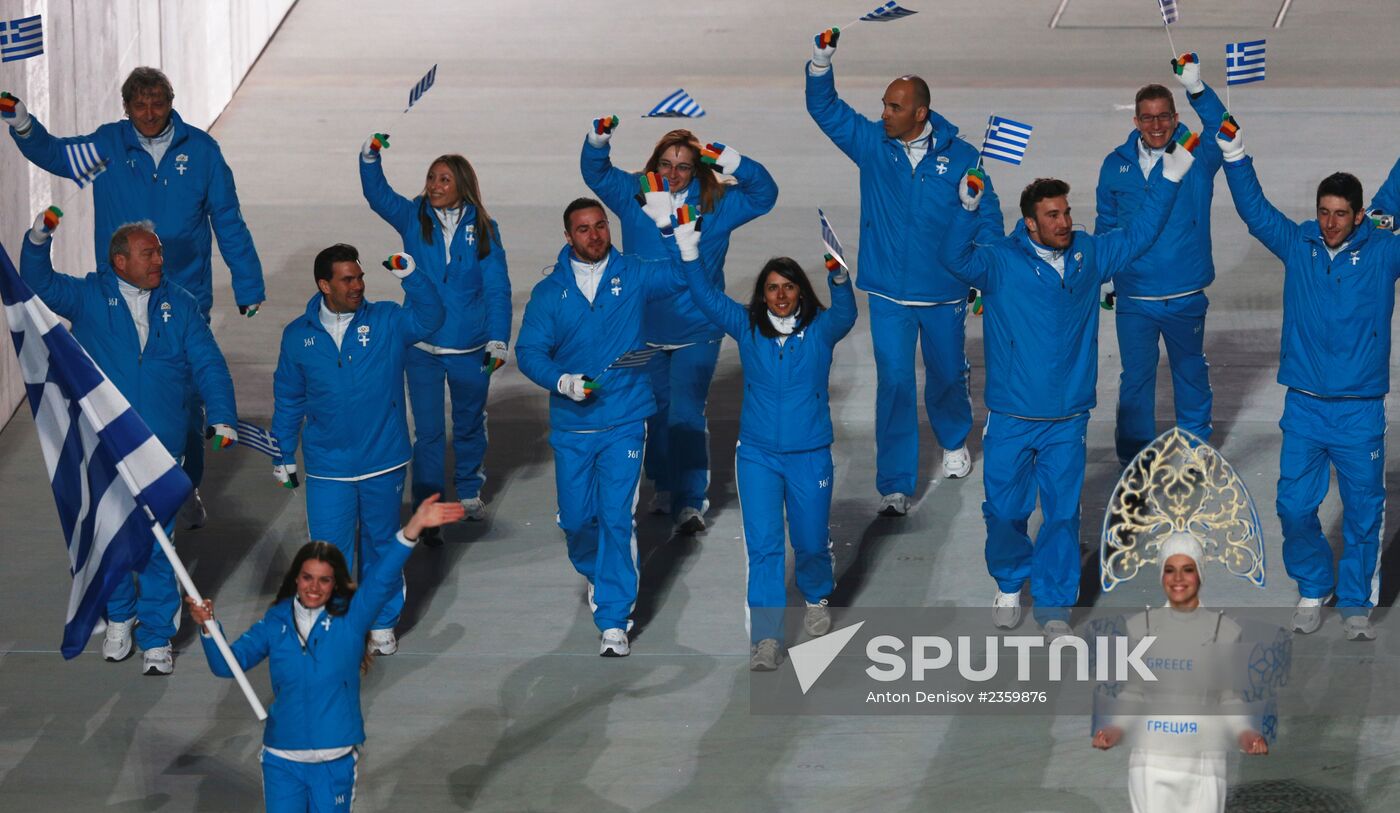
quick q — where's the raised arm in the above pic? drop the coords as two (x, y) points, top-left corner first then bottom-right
(206, 141), (266, 311)
(804, 28), (874, 164)
(698, 143), (779, 234)
(1093, 157), (1121, 236)
(579, 117), (643, 218)
(938, 171), (997, 290)
(1370, 156), (1400, 216)
(347, 497), (463, 631)
(359, 133), (417, 232)
(682, 253), (747, 339)
(18, 210), (84, 319)
(385, 254), (445, 342)
(1217, 120), (1300, 261)
(3, 94), (102, 181)
(814, 262), (858, 346)
(1093, 141), (1193, 282)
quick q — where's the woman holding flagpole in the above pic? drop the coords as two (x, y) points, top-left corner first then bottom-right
(580, 118), (778, 535)
(358, 133), (511, 540)
(186, 496), (463, 812)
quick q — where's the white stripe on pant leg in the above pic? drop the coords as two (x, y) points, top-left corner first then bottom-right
(627, 424), (646, 624)
(350, 747), (358, 811)
(735, 441), (751, 641)
(1371, 421), (1386, 607)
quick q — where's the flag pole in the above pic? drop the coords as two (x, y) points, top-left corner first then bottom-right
(1161, 18), (1178, 57)
(977, 115), (994, 172)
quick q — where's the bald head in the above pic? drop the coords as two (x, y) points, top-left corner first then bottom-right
(881, 75), (930, 142)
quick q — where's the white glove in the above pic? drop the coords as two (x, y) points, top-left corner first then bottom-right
(557, 373), (593, 402)
(1216, 115), (1245, 163)
(636, 172), (673, 228)
(1159, 137), (1197, 183)
(959, 170), (987, 212)
(361, 133), (389, 162)
(207, 423), (238, 450)
(699, 142), (741, 175)
(273, 463), (300, 489)
(811, 28), (840, 70)
(482, 340), (508, 375)
(28, 206), (61, 244)
(1, 92), (32, 136)
(1170, 53), (1205, 96)
(382, 252), (415, 278)
(671, 209), (702, 261)
(587, 115), (618, 149)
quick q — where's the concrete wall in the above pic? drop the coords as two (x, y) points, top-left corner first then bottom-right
(0, 0), (294, 425)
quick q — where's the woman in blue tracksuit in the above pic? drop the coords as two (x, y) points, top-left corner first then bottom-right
(186, 496), (464, 812)
(683, 253), (857, 670)
(581, 120), (778, 533)
(360, 134), (511, 536)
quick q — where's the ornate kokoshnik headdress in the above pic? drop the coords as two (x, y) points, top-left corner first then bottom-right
(1100, 428), (1266, 591)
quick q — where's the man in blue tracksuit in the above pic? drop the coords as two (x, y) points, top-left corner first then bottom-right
(4, 68), (264, 518)
(1095, 55), (1227, 465)
(805, 26), (1004, 516)
(941, 144), (1195, 630)
(271, 245), (443, 657)
(581, 121), (778, 533)
(1218, 120), (1400, 641)
(515, 198), (697, 657)
(20, 212), (238, 676)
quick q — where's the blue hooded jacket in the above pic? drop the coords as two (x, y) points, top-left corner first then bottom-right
(1369, 155), (1400, 216)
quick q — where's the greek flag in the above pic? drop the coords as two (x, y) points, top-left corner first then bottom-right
(860, 2), (918, 22)
(980, 116), (1034, 166)
(235, 420), (281, 458)
(65, 140), (108, 189)
(818, 208), (849, 270)
(607, 346), (664, 370)
(644, 89), (705, 118)
(0, 14), (43, 62)
(0, 243), (191, 659)
(405, 64), (437, 113)
(1157, 0), (1179, 25)
(1225, 40), (1267, 86)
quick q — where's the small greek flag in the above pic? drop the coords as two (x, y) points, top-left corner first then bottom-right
(818, 208), (849, 270)
(1225, 40), (1267, 86)
(235, 420), (282, 459)
(644, 89), (705, 118)
(860, 2), (918, 22)
(608, 346), (664, 370)
(0, 243), (192, 659)
(980, 116), (1034, 166)
(405, 64), (437, 113)
(0, 14), (43, 62)
(1157, 0), (1179, 25)
(65, 140), (108, 189)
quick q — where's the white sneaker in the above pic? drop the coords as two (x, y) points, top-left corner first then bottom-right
(1343, 613), (1376, 641)
(750, 638), (783, 671)
(649, 491), (672, 515)
(675, 507), (706, 535)
(181, 490), (207, 530)
(804, 599), (832, 636)
(877, 493), (910, 517)
(1040, 619), (1075, 642)
(992, 590), (1022, 629)
(102, 618), (135, 662)
(142, 645), (174, 676)
(368, 628), (398, 656)
(1292, 595), (1328, 635)
(600, 628), (630, 657)
(460, 497), (487, 522)
(942, 447), (972, 479)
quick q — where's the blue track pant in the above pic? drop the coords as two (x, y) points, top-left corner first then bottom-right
(1114, 292), (1212, 465)
(981, 412), (1089, 624)
(107, 520), (179, 650)
(1277, 390), (1384, 615)
(868, 295), (973, 496)
(737, 441), (835, 644)
(552, 421), (646, 632)
(405, 348), (491, 504)
(644, 340), (721, 517)
(261, 748), (357, 812)
(305, 468), (407, 630)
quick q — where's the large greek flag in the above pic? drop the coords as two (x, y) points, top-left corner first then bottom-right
(64, 140), (107, 189)
(860, 2), (918, 22)
(644, 89), (705, 118)
(980, 116), (1034, 166)
(0, 242), (191, 658)
(404, 63), (438, 113)
(1225, 40), (1267, 86)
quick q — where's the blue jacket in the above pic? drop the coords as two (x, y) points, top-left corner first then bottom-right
(1370, 155), (1400, 215)
(515, 245), (688, 432)
(1094, 84), (1227, 298)
(805, 65), (1004, 303)
(202, 535), (414, 750)
(359, 156), (512, 349)
(939, 176), (1182, 419)
(1224, 156), (1400, 398)
(580, 138), (778, 345)
(19, 236), (237, 459)
(271, 271), (444, 477)
(686, 263), (857, 453)
(11, 110), (264, 314)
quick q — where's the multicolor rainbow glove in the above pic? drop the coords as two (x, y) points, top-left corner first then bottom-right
(206, 423), (239, 451)
(671, 205), (702, 261)
(238, 302), (262, 318)
(700, 142), (741, 174)
(1159, 131), (1198, 182)
(968, 288), (984, 316)
(28, 206), (62, 244)
(959, 168), (987, 211)
(1100, 285), (1116, 311)
(481, 340), (508, 375)
(273, 463), (300, 489)
(557, 373), (599, 402)
(1170, 52), (1205, 95)
(825, 253), (849, 284)
(1216, 112), (1245, 163)
(636, 172), (673, 227)
(812, 27), (840, 69)
(0, 92), (32, 135)
(361, 132), (390, 162)
(382, 252), (416, 278)
(587, 115), (619, 148)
